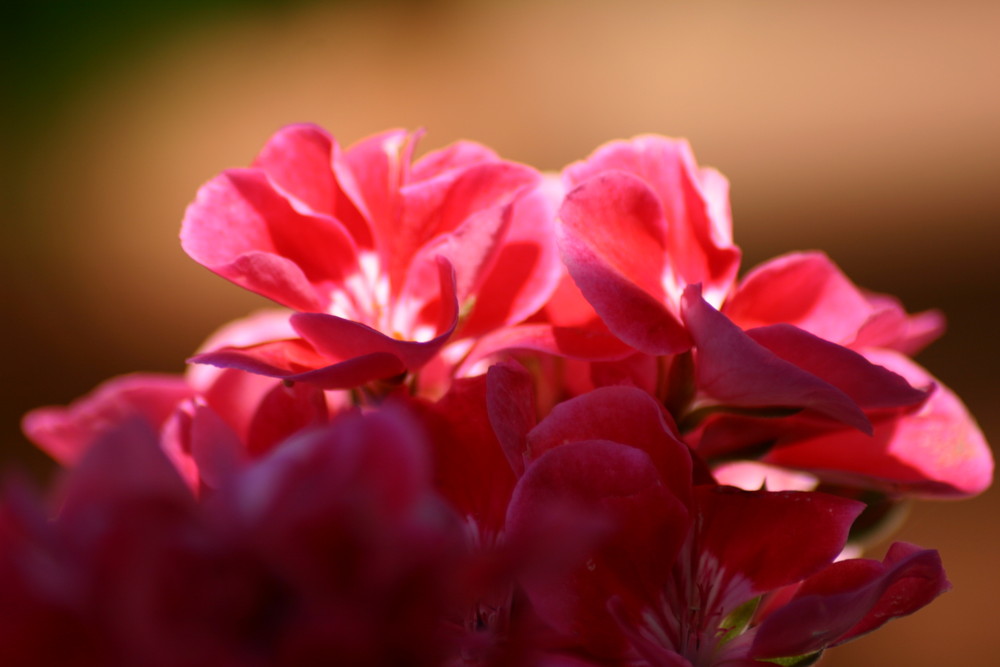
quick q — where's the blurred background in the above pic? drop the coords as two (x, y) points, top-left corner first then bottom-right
(2, 0), (998, 664)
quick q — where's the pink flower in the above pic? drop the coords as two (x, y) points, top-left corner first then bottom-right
(182, 125), (563, 393)
(557, 135), (741, 355)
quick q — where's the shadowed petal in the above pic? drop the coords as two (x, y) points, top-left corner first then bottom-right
(751, 543), (949, 658)
(682, 285), (871, 433)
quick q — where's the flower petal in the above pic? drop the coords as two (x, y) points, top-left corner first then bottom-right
(507, 440), (690, 659)
(751, 543), (949, 658)
(22, 374), (192, 465)
(559, 172), (690, 355)
(526, 386), (692, 505)
(682, 286), (871, 433)
(181, 169), (359, 310)
(765, 350), (993, 497)
(563, 135), (740, 307)
(746, 323), (928, 411)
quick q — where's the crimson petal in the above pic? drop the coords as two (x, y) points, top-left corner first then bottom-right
(507, 441), (690, 659)
(751, 543), (949, 658)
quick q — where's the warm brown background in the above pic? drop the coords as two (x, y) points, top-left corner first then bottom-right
(2, 1), (997, 664)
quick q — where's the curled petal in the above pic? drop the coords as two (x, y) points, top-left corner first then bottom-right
(293, 256), (459, 371)
(191, 343), (407, 390)
(725, 251), (944, 354)
(751, 543), (950, 658)
(563, 135), (740, 307)
(682, 286), (871, 433)
(747, 324), (928, 411)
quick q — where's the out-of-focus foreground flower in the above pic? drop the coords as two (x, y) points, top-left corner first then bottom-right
(13, 125), (992, 666)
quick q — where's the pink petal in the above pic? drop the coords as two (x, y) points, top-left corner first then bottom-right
(765, 350), (993, 497)
(22, 374), (193, 465)
(409, 139), (499, 180)
(333, 129), (415, 291)
(852, 295), (945, 355)
(54, 419), (195, 521)
(563, 135), (740, 306)
(251, 123), (338, 216)
(559, 173), (690, 354)
(162, 399), (246, 492)
(682, 286), (871, 433)
(461, 323), (635, 371)
(181, 169), (359, 310)
(246, 381), (329, 457)
(724, 252), (872, 342)
(458, 177), (564, 337)
(751, 543), (949, 658)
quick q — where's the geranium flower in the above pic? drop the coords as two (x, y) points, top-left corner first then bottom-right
(505, 416), (949, 666)
(182, 124), (563, 394)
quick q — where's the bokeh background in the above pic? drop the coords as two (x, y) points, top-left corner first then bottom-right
(3, 1), (998, 664)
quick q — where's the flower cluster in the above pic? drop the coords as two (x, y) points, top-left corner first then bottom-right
(14, 126), (992, 666)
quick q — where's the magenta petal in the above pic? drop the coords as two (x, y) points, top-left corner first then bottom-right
(747, 324), (928, 410)
(22, 374), (193, 466)
(696, 486), (863, 595)
(190, 344), (407, 390)
(751, 543), (949, 658)
(461, 324), (635, 372)
(682, 286), (871, 433)
(526, 386), (692, 504)
(291, 255), (458, 371)
(506, 441), (690, 659)
(559, 172), (691, 355)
